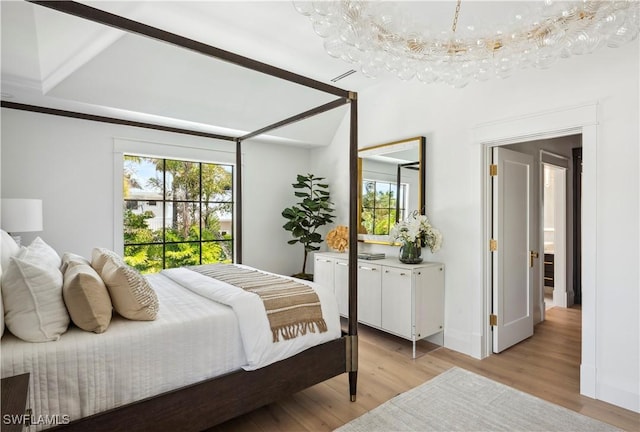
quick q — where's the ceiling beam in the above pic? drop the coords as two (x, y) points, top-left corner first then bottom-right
(0, 101), (237, 141)
(28, 1), (352, 99)
(239, 98), (349, 142)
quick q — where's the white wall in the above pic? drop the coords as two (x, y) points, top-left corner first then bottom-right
(0, 108), (311, 277)
(312, 41), (639, 412)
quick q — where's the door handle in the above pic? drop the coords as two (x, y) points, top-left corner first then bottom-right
(530, 251), (539, 268)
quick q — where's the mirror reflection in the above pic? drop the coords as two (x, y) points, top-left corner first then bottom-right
(358, 136), (426, 244)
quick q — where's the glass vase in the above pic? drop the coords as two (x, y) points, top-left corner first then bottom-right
(399, 241), (423, 264)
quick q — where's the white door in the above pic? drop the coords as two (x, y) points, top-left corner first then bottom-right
(492, 147), (535, 353)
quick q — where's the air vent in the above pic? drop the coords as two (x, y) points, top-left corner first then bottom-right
(331, 69), (357, 82)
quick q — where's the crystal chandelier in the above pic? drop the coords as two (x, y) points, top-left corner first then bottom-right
(294, 1), (640, 88)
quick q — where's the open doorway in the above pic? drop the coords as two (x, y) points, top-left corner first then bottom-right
(499, 135), (581, 325)
(478, 103), (598, 399)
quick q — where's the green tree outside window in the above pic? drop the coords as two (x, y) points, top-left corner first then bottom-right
(123, 155), (233, 274)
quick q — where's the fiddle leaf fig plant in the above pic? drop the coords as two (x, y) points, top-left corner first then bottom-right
(282, 173), (335, 280)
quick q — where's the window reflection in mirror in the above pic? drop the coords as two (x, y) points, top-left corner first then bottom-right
(358, 137), (425, 244)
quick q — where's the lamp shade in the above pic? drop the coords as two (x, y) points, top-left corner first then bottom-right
(1, 199), (43, 233)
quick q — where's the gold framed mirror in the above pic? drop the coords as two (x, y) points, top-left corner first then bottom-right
(358, 136), (426, 244)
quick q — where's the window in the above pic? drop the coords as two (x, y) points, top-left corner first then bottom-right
(360, 179), (407, 235)
(123, 155), (233, 273)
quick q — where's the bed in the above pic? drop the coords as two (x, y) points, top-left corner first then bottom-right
(1, 1), (360, 431)
(1, 265), (344, 431)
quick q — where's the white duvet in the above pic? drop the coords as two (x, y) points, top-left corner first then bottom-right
(162, 265), (341, 370)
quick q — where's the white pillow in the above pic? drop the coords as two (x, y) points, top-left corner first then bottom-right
(0, 229), (19, 338)
(22, 237), (61, 270)
(2, 250), (69, 342)
(1, 229), (20, 271)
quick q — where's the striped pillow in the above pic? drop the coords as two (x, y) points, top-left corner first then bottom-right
(90, 248), (124, 275)
(101, 260), (158, 321)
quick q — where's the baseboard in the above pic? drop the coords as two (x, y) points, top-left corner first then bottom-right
(469, 332), (483, 359)
(598, 380), (640, 413)
(581, 363), (639, 412)
(443, 329), (483, 360)
(566, 290), (575, 306)
(580, 363), (597, 398)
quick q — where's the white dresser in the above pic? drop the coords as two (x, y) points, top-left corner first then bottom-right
(314, 252), (445, 358)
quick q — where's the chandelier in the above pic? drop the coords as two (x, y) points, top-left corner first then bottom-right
(294, 1), (640, 87)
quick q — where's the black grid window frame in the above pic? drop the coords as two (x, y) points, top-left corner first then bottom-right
(123, 156), (234, 270)
(361, 179), (407, 235)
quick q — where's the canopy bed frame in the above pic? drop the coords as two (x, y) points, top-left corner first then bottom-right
(1, 1), (359, 430)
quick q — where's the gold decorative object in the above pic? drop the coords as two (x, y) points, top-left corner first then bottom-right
(327, 225), (349, 252)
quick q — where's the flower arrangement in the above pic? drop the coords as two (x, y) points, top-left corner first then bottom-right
(326, 225), (349, 252)
(389, 211), (443, 253)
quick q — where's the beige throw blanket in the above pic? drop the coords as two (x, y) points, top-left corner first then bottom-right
(190, 264), (327, 342)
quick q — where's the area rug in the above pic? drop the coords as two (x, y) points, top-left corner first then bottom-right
(335, 367), (620, 432)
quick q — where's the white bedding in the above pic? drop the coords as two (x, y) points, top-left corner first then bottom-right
(162, 265), (341, 370)
(1, 272), (246, 430)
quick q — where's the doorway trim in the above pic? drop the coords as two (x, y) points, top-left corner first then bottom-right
(475, 102), (598, 398)
(541, 159), (569, 311)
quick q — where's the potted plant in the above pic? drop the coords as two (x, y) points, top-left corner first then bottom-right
(282, 174), (335, 280)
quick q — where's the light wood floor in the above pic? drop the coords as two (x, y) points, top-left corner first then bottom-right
(210, 306), (639, 431)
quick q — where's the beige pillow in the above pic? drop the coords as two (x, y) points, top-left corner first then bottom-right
(101, 260), (158, 321)
(91, 248), (123, 275)
(61, 252), (91, 273)
(63, 263), (113, 333)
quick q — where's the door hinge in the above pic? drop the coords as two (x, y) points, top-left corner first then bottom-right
(489, 164), (498, 176)
(489, 239), (497, 251)
(490, 314), (498, 326)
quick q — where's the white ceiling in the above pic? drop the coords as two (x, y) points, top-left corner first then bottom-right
(1, 1), (535, 147)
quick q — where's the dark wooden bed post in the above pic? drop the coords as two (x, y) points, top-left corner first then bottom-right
(236, 139), (243, 264)
(348, 92), (359, 402)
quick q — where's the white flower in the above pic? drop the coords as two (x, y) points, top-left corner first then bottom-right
(389, 211), (443, 253)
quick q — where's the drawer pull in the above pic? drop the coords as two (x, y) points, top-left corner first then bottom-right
(336, 262), (348, 267)
(359, 266), (377, 271)
(385, 269), (408, 276)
